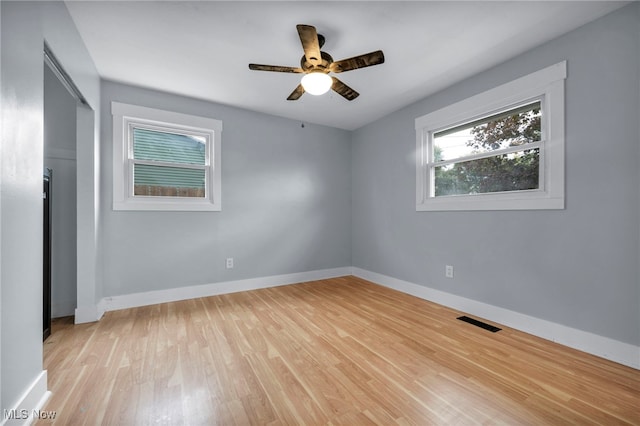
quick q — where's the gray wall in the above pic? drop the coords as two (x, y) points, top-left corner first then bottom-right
(1, 0), (100, 414)
(352, 4), (640, 346)
(100, 81), (352, 297)
(1, 2), (44, 412)
(44, 65), (78, 318)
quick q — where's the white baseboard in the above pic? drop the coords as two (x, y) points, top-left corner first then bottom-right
(352, 267), (640, 370)
(1, 371), (50, 426)
(74, 303), (104, 324)
(100, 266), (352, 313)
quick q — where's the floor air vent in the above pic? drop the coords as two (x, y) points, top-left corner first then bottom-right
(457, 316), (501, 333)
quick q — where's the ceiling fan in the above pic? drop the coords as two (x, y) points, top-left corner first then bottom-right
(249, 24), (385, 101)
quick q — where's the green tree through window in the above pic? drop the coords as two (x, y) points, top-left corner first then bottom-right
(434, 104), (541, 196)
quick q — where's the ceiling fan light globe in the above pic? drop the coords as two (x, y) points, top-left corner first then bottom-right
(301, 72), (332, 95)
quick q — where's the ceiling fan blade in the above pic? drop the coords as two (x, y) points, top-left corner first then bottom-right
(331, 77), (359, 101)
(287, 84), (305, 101)
(249, 64), (304, 73)
(330, 50), (385, 73)
(296, 24), (322, 65)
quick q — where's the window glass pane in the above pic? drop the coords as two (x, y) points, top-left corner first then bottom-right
(134, 164), (205, 198)
(434, 102), (541, 162)
(434, 148), (539, 196)
(133, 127), (206, 165)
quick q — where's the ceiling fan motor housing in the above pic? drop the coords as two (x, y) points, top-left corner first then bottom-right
(301, 51), (333, 72)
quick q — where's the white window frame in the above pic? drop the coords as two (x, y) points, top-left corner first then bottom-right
(415, 61), (566, 211)
(112, 102), (222, 211)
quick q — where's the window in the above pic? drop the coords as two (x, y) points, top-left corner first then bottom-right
(415, 61), (566, 211)
(112, 102), (222, 211)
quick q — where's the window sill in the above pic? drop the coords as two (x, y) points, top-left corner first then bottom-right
(113, 198), (221, 212)
(416, 191), (564, 211)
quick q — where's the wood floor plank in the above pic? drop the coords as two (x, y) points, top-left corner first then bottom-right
(37, 276), (640, 425)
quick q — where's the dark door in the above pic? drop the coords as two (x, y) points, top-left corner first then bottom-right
(43, 170), (52, 341)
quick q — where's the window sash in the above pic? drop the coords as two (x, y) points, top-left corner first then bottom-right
(433, 101), (542, 139)
(128, 122), (211, 166)
(431, 148), (541, 197)
(426, 135), (546, 199)
(430, 99), (543, 164)
(126, 122), (212, 200)
(426, 99), (546, 199)
(129, 160), (209, 199)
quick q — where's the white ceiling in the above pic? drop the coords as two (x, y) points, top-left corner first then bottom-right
(65, 1), (628, 130)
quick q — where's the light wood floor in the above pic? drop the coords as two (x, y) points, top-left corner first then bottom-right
(38, 276), (639, 425)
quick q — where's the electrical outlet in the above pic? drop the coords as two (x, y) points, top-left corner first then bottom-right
(226, 258), (234, 269)
(445, 265), (454, 278)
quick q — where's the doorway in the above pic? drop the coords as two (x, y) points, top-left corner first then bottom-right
(43, 57), (79, 333)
